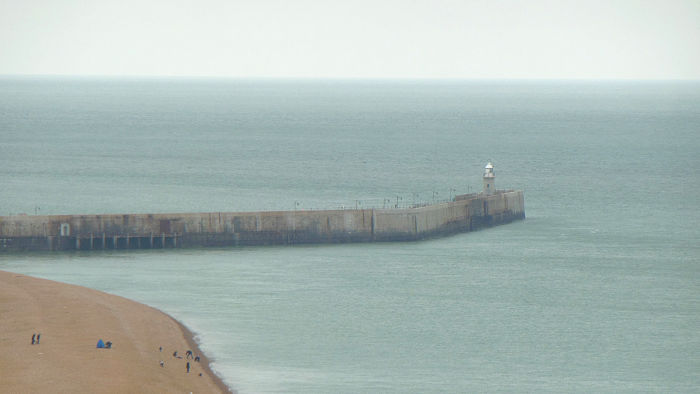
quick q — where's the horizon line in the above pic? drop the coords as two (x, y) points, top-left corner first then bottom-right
(1, 73), (698, 83)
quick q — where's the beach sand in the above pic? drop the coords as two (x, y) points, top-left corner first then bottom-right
(0, 270), (231, 393)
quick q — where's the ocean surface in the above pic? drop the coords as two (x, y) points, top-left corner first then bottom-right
(1, 77), (699, 393)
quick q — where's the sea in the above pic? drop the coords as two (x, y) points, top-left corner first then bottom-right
(1, 77), (698, 393)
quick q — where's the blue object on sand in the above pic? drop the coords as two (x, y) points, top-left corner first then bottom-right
(97, 339), (105, 348)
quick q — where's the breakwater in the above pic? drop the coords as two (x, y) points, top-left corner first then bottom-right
(0, 190), (524, 252)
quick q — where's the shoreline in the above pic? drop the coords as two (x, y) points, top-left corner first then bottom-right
(174, 315), (234, 393)
(0, 269), (234, 393)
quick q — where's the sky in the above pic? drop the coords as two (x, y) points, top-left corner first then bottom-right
(0, 0), (698, 79)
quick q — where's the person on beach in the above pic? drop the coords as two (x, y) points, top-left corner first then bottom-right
(194, 355), (200, 363)
(173, 351), (178, 358)
(186, 350), (192, 359)
(159, 346), (162, 352)
(160, 360), (164, 367)
(31, 334), (35, 345)
(36, 333), (40, 344)
(186, 362), (190, 373)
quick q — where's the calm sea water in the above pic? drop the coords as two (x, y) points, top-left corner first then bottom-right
(1, 78), (699, 393)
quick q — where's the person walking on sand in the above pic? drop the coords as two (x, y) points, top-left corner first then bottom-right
(173, 351), (178, 358)
(186, 350), (193, 359)
(186, 362), (190, 373)
(31, 334), (35, 345)
(36, 333), (40, 344)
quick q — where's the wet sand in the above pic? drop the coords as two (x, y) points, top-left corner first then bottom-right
(0, 270), (232, 393)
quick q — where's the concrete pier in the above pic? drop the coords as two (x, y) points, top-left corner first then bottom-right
(0, 190), (524, 252)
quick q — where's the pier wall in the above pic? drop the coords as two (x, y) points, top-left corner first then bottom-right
(0, 190), (524, 252)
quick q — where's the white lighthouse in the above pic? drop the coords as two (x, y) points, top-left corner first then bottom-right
(483, 162), (495, 195)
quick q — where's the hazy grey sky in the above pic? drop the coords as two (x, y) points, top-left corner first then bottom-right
(1, 0), (698, 79)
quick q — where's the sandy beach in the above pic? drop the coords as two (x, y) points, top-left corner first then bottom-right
(0, 270), (231, 393)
